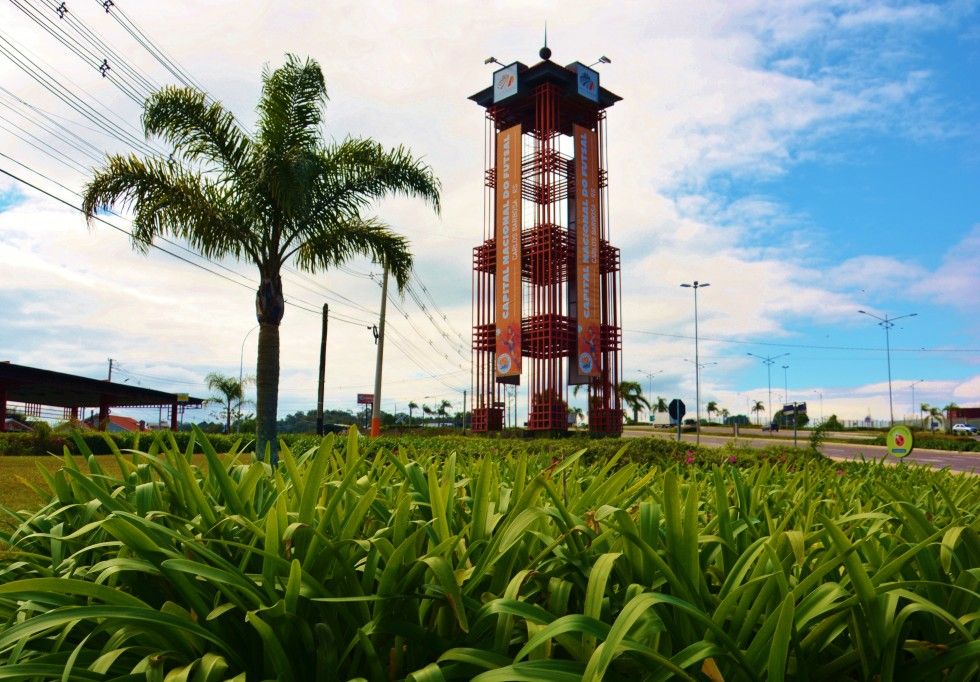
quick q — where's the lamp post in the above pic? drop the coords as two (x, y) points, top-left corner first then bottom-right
(747, 352), (789, 430)
(684, 359), (716, 441)
(238, 324), (259, 432)
(857, 310), (917, 426)
(909, 379), (924, 425)
(639, 369), (664, 421)
(680, 281), (709, 444)
(814, 390), (823, 425)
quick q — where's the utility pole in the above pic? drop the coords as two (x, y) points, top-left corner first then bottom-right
(371, 266), (390, 437)
(316, 304), (329, 436)
(462, 389), (467, 433)
(107, 358), (113, 381)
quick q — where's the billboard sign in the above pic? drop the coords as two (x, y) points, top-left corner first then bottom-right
(576, 64), (599, 102)
(573, 124), (601, 377)
(495, 124), (522, 381)
(357, 393), (374, 405)
(493, 63), (519, 103)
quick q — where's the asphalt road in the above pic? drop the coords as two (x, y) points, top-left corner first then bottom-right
(623, 428), (980, 474)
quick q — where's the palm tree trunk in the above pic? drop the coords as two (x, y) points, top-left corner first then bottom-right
(225, 403), (232, 434)
(255, 270), (285, 464)
(256, 322), (280, 463)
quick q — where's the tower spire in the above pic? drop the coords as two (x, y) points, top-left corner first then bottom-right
(539, 22), (552, 60)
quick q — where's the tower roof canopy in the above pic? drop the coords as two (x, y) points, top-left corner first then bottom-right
(469, 59), (622, 110)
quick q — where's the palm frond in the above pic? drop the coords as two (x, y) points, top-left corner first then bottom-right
(313, 138), (441, 216)
(288, 217), (413, 291)
(256, 54), (326, 160)
(142, 86), (252, 174)
(82, 154), (258, 262)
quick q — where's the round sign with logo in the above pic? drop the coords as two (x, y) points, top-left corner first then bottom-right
(886, 425), (914, 458)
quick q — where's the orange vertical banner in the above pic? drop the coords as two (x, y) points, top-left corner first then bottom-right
(495, 124), (522, 380)
(574, 124), (601, 377)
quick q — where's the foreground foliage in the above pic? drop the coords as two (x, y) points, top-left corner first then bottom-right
(0, 429), (977, 681)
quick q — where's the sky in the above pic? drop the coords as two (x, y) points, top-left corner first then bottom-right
(0, 0), (978, 427)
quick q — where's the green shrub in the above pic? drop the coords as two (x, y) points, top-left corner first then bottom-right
(0, 428), (976, 680)
(868, 431), (980, 452)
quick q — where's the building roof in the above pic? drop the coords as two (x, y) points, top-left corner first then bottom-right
(83, 414), (146, 432)
(0, 361), (203, 409)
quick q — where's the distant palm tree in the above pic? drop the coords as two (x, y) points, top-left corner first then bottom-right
(617, 381), (650, 424)
(705, 400), (719, 424)
(920, 402), (931, 427)
(942, 402), (959, 433)
(751, 400), (766, 426)
(654, 396), (668, 414)
(205, 372), (248, 434)
(82, 55), (440, 463)
(720, 408), (730, 424)
(569, 406), (584, 426)
(437, 399), (453, 420)
(422, 404), (434, 423)
(408, 401), (419, 426)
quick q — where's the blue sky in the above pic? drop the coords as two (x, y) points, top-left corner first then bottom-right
(0, 1), (977, 426)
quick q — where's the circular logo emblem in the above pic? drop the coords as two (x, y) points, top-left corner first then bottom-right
(886, 425), (914, 458)
(578, 352), (593, 374)
(496, 353), (512, 374)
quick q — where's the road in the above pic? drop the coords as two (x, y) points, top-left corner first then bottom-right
(622, 428), (980, 474)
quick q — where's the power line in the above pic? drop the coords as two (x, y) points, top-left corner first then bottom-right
(624, 328), (979, 354)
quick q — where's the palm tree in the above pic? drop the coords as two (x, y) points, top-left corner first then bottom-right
(654, 396), (668, 414)
(422, 404), (434, 424)
(751, 400), (766, 426)
(720, 408), (730, 424)
(82, 56), (440, 464)
(942, 402), (959, 433)
(928, 405), (943, 431)
(705, 400), (718, 424)
(436, 399), (453, 422)
(617, 381), (650, 425)
(205, 372), (247, 434)
(920, 402), (931, 427)
(407, 401), (419, 426)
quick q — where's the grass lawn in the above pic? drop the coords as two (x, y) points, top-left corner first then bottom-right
(1, 454), (207, 519)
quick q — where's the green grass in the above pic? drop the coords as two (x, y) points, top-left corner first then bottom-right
(0, 427), (976, 680)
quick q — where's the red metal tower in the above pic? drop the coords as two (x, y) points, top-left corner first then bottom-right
(470, 50), (623, 435)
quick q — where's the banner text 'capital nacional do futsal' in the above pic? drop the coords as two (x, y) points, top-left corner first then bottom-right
(495, 124), (522, 381)
(574, 124), (601, 377)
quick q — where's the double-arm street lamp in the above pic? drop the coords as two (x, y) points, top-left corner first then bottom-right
(747, 352), (789, 428)
(639, 369), (664, 419)
(857, 310), (917, 426)
(681, 281), (709, 443)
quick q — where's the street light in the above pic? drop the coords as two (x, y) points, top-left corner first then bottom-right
(747, 351), (790, 429)
(684, 359), (716, 435)
(639, 369), (664, 419)
(238, 324), (259, 432)
(909, 379), (924, 425)
(814, 390), (823, 424)
(680, 281), (709, 444)
(857, 310), (917, 426)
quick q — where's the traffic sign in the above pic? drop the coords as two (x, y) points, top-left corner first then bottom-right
(886, 425), (913, 458)
(668, 399), (686, 421)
